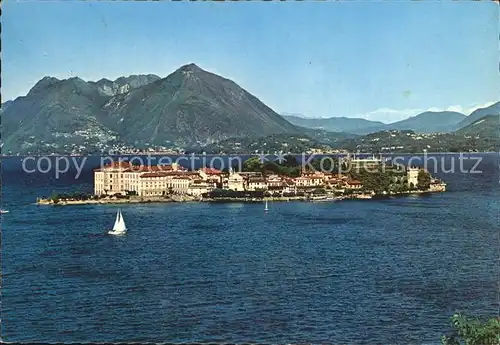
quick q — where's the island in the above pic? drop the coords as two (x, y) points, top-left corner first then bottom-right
(36, 154), (446, 206)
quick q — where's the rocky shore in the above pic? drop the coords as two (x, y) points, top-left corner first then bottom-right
(36, 188), (444, 206)
(36, 196), (175, 206)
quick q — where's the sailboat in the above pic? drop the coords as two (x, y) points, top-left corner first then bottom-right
(108, 209), (127, 235)
(1, 209), (9, 214)
(264, 200), (269, 212)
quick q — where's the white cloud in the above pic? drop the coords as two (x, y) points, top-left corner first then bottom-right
(357, 101), (498, 123)
(356, 107), (422, 123)
(432, 101), (497, 115)
(444, 105), (464, 113)
(464, 101), (497, 115)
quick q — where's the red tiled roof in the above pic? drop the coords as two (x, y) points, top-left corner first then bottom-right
(248, 178), (267, 183)
(172, 176), (192, 180)
(347, 179), (362, 185)
(140, 172), (170, 178)
(163, 171), (196, 177)
(137, 165), (168, 172)
(139, 171), (196, 178)
(200, 167), (223, 175)
(102, 161), (132, 169)
(128, 165), (187, 172)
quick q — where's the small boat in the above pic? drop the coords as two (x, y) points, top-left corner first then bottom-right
(264, 200), (269, 212)
(310, 195), (340, 202)
(108, 209), (127, 236)
(1, 209), (9, 214)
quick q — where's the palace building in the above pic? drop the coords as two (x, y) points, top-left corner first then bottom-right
(93, 161), (194, 197)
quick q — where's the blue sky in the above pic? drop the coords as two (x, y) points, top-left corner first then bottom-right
(3, 1), (499, 123)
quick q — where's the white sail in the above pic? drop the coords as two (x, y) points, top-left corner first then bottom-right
(111, 209), (127, 233)
(113, 211), (120, 228)
(264, 200), (269, 211)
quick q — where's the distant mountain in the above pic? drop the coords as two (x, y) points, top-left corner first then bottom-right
(281, 112), (307, 118)
(282, 115), (384, 134)
(100, 63), (301, 147)
(2, 77), (115, 154)
(380, 111), (467, 133)
(458, 101), (500, 128)
(1, 100), (13, 112)
(89, 74), (161, 96)
(201, 133), (332, 154)
(284, 110), (466, 135)
(3, 64), (352, 154)
(332, 126), (499, 153)
(455, 114), (499, 138)
(331, 113), (499, 153)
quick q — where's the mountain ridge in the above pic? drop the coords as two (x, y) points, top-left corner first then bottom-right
(285, 110), (468, 134)
(2, 63), (497, 154)
(455, 114), (499, 138)
(373, 110), (466, 133)
(3, 63), (349, 154)
(282, 115), (385, 134)
(458, 101), (500, 128)
(98, 63), (300, 147)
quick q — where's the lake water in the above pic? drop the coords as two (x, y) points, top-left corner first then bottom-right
(1, 154), (499, 344)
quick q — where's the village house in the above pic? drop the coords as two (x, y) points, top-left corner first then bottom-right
(282, 179), (297, 194)
(169, 176), (192, 194)
(294, 176), (314, 188)
(139, 172), (170, 197)
(138, 173), (194, 196)
(198, 167), (223, 187)
(347, 155), (383, 170)
(264, 175), (286, 195)
(324, 178), (340, 189)
(239, 171), (263, 179)
(294, 172), (324, 188)
(429, 179), (446, 192)
(225, 168), (245, 191)
(266, 175), (283, 188)
(94, 161), (130, 196)
(187, 180), (214, 196)
(345, 179), (363, 190)
(246, 177), (268, 191)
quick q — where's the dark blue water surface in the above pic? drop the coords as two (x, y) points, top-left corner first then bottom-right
(2, 154), (499, 344)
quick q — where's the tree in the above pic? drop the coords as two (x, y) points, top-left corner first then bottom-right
(49, 191), (59, 201)
(308, 157), (338, 172)
(441, 313), (500, 345)
(400, 182), (409, 192)
(283, 155), (299, 167)
(243, 157), (264, 172)
(417, 169), (431, 190)
(242, 157), (300, 177)
(350, 168), (391, 194)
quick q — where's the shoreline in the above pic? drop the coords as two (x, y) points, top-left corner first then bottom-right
(36, 189), (441, 206)
(2, 151), (497, 158)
